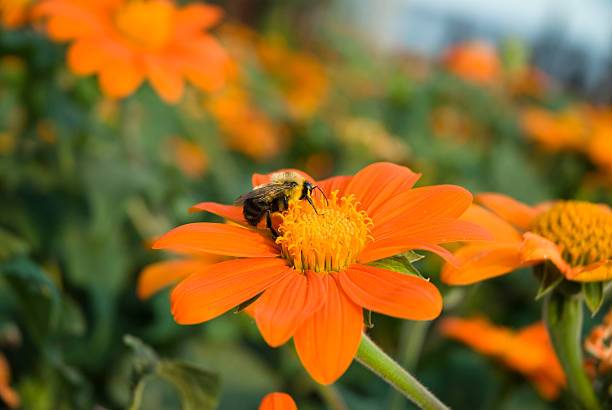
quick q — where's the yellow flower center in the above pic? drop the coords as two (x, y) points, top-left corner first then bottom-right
(276, 191), (373, 272)
(532, 201), (612, 267)
(114, 0), (173, 50)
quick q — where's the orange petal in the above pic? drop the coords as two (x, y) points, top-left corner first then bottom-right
(293, 274), (362, 385)
(372, 185), (473, 233)
(339, 264), (442, 320)
(174, 3), (223, 38)
(67, 39), (106, 75)
(98, 56), (143, 99)
(476, 193), (538, 230)
(519, 232), (572, 276)
(146, 58), (184, 103)
(441, 243), (525, 285)
(137, 257), (217, 300)
(358, 238), (459, 266)
(252, 169), (314, 187)
(460, 204), (522, 242)
(255, 270), (326, 347)
(343, 162), (421, 216)
(170, 258), (292, 324)
(315, 175), (351, 199)
(0, 353), (18, 409)
(374, 218), (493, 244)
(152, 223), (279, 257)
(259, 392), (297, 410)
(189, 202), (247, 222)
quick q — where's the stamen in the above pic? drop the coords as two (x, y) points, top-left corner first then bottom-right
(276, 191), (373, 272)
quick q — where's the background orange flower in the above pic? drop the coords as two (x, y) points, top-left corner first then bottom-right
(34, 0), (229, 102)
(439, 317), (566, 400)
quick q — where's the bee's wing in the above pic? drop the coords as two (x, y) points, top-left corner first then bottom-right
(233, 183), (291, 205)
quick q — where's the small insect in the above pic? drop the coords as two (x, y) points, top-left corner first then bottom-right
(234, 171), (328, 238)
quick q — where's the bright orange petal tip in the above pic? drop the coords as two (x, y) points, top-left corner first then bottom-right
(340, 264), (443, 320)
(152, 223), (278, 257)
(476, 193), (537, 230)
(259, 392), (297, 410)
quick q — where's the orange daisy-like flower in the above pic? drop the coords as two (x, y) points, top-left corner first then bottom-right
(259, 392), (297, 410)
(1, 0), (33, 28)
(442, 193), (612, 284)
(152, 162), (492, 384)
(34, 0), (228, 103)
(520, 105), (588, 152)
(439, 317), (565, 400)
(442, 40), (501, 85)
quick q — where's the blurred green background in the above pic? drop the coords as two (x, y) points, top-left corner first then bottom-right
(1, 0), (611, 409)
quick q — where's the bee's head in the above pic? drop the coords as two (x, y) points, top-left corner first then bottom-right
(300, 181), (313, 200)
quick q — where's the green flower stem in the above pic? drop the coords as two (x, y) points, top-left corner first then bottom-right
(544, 290), (601, 410)
(356, 333), (449, 410)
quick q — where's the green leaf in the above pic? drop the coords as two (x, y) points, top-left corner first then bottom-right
(0, 257), (61, 343)
(533, 262), (564, 300)
(0, 228), (29, 262)
(234, 291), (264, 314)
(367, 252), (425, 278)
(125, 335), (221, 410)
(156, 361), (220, 410)
(582, 282), (604, 316)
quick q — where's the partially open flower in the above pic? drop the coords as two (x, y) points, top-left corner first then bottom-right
(439, 317), (566, 400)
(442, 193), (612, 284)
(152, 162), (492, 384)
(34, 0), (229, 103)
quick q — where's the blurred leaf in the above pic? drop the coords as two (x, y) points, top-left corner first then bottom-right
(583, 282), (604, 316)
(125, 335), (220, 410)
(0, 228), (29, 262)
(367, 252), (425, 278)
(0, 257), (60, 343)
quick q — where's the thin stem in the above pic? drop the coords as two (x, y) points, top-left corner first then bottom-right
(356, 333), (449, 410)
(544, 290), (601, 410)
(388, 321), (430, 410)
(315, 384), (349, 410)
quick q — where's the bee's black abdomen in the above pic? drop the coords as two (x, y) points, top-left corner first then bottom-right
(243, 198), (266, 226)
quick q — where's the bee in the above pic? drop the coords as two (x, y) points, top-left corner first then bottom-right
(234, 171), (327, 238)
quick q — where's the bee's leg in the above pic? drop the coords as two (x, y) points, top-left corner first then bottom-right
(266, 210), (279, 239)
(283, 196), (289, 211)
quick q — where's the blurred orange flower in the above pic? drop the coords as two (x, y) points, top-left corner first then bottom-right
(587, 109), (612, 173)
(521, 105), (588, 151)
(206, 81), (284, 161)
(257, 38), (328, 120)
(259, 392), (297, 410)
(585, 307), (612, 375)
(0, 352), (19, 409)
(443, 40), (501, 85)
(430, 105), (475, 143)
(34, 0), (229, 103)
(439, 317), (565, 400)
(164, 136), (209, 178)
(1, 0), (33, 28)
(442, 194), (612, 284)
(152, 162), (491, 384)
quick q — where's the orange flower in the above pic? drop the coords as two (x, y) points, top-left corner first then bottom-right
(442, 193), (612, 284)
(0, 352), (19, 409)
(163, 136), (209, 178)
(520, 105), (588, 152)
(259, 392), (297, 410)
(34, 0), (229, 103)
(442, 40), (501, 85)
(585, 307), (612, 374)
(152, 162), (492, 384)
(1, 0), (33, 28)
(138, 250), (222, 300)
(439, 317), (565, 400)
(587, 109), (612, 173)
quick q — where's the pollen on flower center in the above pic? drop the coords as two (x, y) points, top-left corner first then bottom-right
(276, 191), (373, 272)
(531, 201), (612, 267)
(114, 0), (173, 50)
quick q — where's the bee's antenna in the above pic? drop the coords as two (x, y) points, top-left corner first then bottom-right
(313, 186), (329, 205)
(305, 196), (320, 215)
